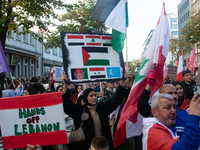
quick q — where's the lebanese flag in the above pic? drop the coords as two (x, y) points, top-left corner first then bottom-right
(176, 49), (183, 81)
(163, 63), (168, 78)
(113, 3), (170, 148)
(187, 47), (195, 74)
(50, 66), (53, 79)
(176, 58), (179, 66)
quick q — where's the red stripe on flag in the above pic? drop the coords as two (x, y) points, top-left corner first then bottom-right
(176, 72), (183, 81)
(102, 36), (111, 40)
(76, 68), (83, 80)
(67, 35), (84, 39)
(86, 43), (101, 46)
(0, 92), (62, 110)
(2, 130), (67, 149)
(114, 55), (166, 148)
(89, 68), (105, 71)
(85, 35), (101, 39)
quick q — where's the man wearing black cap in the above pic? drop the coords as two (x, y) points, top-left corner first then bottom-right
(181, 70), (196, 100)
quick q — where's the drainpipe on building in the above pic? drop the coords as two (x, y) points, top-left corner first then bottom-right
(42, 44), (43, 76)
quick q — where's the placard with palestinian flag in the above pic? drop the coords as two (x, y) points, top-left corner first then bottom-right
(0, 93), (67, 149)
(61, 32), (125, 83)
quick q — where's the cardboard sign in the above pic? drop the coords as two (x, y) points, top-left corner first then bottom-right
(167, 65), (177, 79)
(61, 32), (125, 83)
(0, 93), (67, 149)
(53, 67), (63, 81)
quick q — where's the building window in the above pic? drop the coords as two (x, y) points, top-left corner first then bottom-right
(171, 25), (178, 29)
(10, 30), (15, 39)
(23, 34), (28, 43)
(59, 49), (62, 57)
(30, 35), (34, 45)
(24, 58), (28, 77)
(171, 19), (177, 23)
(53, 47), (57, 56)
(45, 48), (50, 54)
(30, 59), (34, 78)
(16, 27), (21, 41)
(172, 31), (178, 36)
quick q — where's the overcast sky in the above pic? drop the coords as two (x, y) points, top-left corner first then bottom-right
(124, 0), (182, 62)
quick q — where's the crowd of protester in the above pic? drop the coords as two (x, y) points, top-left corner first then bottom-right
(0, 69), (200, 150)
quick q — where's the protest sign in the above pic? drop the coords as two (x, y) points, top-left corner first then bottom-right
(61, 32), (125, 83)
(53, 67), (63, 81)
(0, 92), (67, 149)
(167, 65), (177, 79)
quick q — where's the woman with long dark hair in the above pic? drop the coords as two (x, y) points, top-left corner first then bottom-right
(62, 72), (129, 150)
(172, 81), (190, 112)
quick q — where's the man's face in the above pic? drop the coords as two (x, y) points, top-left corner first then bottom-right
(48, 80), (52, 86)
(70, 84), (75, 89)
(160, 85), (178, 103)
(107, 82), (115, 88)
(183, 73), (192, 83)
(152, 98), (176, 128)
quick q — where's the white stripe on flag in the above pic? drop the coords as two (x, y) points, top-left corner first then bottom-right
(105, 0), (127, 34)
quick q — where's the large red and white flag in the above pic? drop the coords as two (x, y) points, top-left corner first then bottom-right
(176, 49), (183, 81)
(113, 3), (170, 148)
(187, 47), (195, 74)
(176, 58), (179, 66)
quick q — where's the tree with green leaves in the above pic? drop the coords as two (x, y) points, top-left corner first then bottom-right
(169, 37), (179, 64)
(0, 0), (67, 51)
(169, 35), (192, 64)
(45, 0), (108, 49)
(128, 58), (142, 72)
(181, 11), (200, 48)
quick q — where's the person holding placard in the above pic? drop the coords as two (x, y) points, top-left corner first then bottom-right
(61, 71), (129, 150)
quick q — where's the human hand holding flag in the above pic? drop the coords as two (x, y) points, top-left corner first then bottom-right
(113, 3), (170, 148)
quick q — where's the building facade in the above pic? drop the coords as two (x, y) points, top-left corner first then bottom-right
(4, 27), (42, 79)
(178, 0), (190, 30)
(4, 28), (64, 79)
(178, 0), (191, 66)
(43, 47), (63, 78)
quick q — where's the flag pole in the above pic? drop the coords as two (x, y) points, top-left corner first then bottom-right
(126, 28), (128, 72)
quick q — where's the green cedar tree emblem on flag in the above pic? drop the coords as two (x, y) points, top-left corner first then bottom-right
(134, 56), (150, 84)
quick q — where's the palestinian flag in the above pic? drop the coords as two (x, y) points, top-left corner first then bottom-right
(113, 3), (170, 148)
(82, 47), (110, 66)
(91, 0), (128, 55)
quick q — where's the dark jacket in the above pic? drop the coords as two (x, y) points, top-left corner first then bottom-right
(181, 80), (196, 100)
(62, 85), (128, 150)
